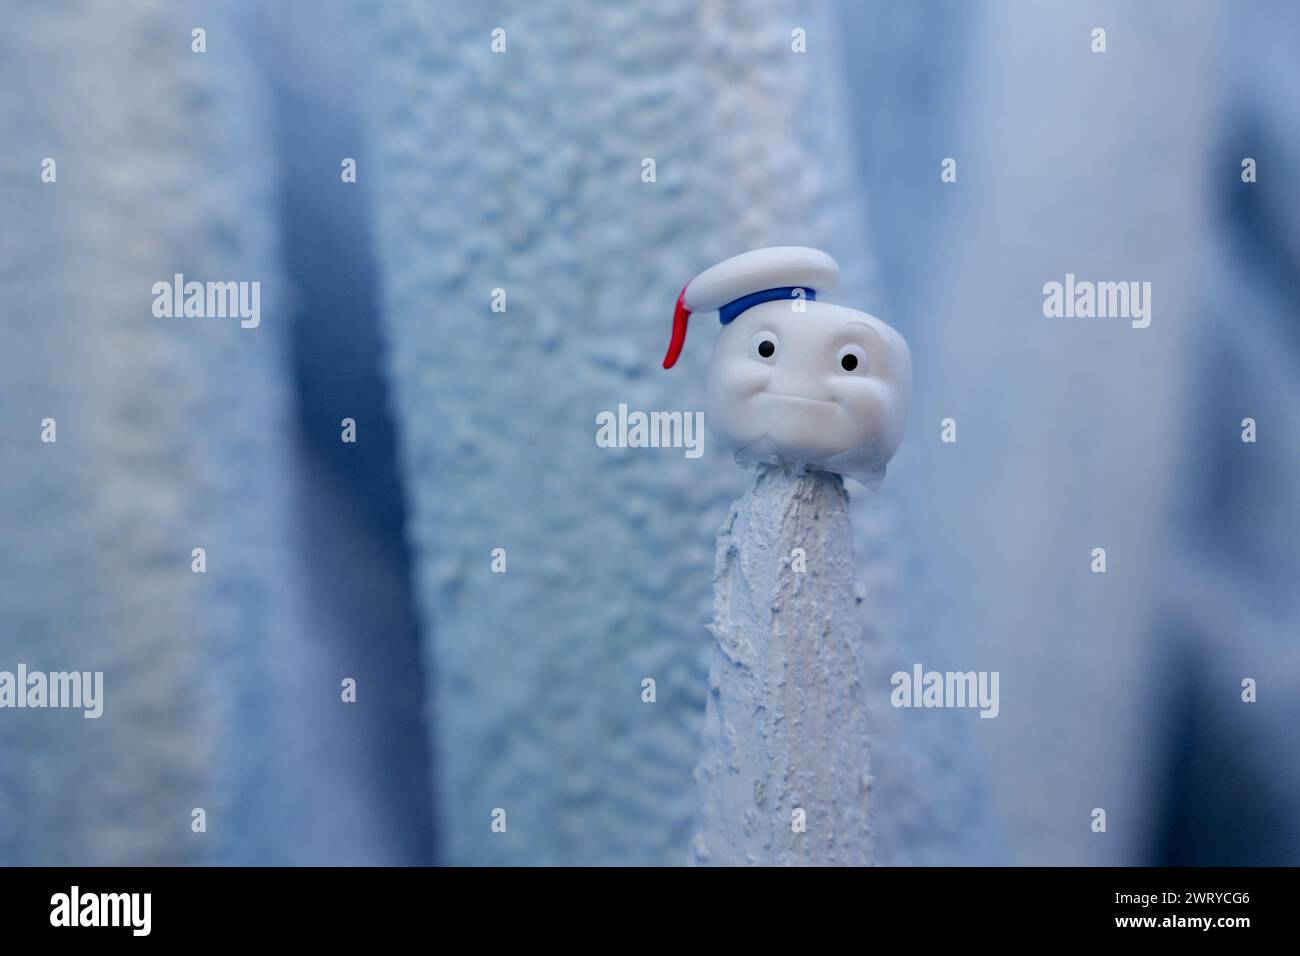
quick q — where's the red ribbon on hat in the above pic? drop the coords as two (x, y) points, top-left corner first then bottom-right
(662, 284), (690, 369)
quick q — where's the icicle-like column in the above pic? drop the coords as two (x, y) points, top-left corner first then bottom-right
(692, 465), (872, 865)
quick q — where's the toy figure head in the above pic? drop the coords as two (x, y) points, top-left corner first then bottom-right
(664, 247), (911, 486)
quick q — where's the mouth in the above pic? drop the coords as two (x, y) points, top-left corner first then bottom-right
(760, 391), (837, 408)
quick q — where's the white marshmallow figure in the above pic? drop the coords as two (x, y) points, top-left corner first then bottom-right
(664, 247), (912, 487)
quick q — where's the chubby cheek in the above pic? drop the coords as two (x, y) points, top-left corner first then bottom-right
(706, 363), (772, 440)
(721, 360), (772, 397)
(827, 377), (895, 442)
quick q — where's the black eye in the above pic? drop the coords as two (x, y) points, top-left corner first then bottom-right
(836, 343), (868, 374)
(748, 331), (779, 363)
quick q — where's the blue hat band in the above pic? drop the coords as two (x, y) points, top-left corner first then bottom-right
(718, 286), (816, 325)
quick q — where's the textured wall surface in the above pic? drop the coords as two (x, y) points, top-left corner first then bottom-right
(834, 0), (1300, 867)
(692, 466), (871, 866)
(908, 2), (1222, 863)
(253, 0), (438, 865)
(1154, 0), (1300, 863)
(363, 0), (1000, 864)
(3, 0), (1293, 868)
(0, 0), (311, 865)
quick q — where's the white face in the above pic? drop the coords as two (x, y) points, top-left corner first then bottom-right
(705, 300), (912, 483)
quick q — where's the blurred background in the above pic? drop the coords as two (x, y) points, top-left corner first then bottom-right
(0, 0), (1296, 866)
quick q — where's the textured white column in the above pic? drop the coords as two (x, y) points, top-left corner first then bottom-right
(0, 0), (310, 864)
(692, 466), (872, 865)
